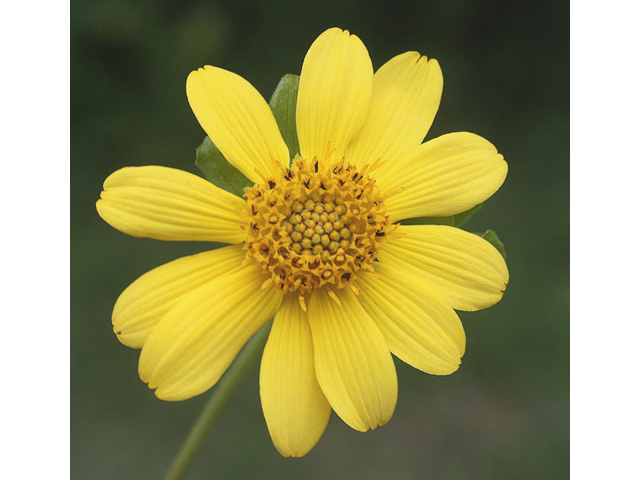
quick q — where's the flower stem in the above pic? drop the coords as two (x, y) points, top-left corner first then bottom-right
(163, 320), (272, 480)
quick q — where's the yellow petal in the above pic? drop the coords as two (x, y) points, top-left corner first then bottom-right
(307, 287), (397, 432)
(96, 166), (246, 243)
(260, 293), (331, 457)
(187, 66), (289, 183)
(380, 132), (508, 222)
(377, 225), (509, 311)
(112, 244), (247, 349)
(138, 264), (283, 401)
(345, 51), (443, 168)
(356, 262), (465, 375)
(297, 28), (373, 163)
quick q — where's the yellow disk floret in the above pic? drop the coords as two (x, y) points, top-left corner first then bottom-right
(243, 157), (390, 294)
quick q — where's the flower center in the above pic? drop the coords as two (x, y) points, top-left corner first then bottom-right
(243, 157), (390, 294)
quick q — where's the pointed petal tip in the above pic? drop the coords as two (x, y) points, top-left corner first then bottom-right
(261, 294), (330, 457)
(136, 265), (282, 403)
(186, 64), (289, 182)
(308, 287), (398, 434)
(379, 225), (509, 311)
(356, 262), (468, 375)
(298, 26), (373, 161)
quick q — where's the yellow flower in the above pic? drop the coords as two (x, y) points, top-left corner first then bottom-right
(96, 28), (509, 457)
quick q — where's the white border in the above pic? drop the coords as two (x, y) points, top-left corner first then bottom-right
(571, 1), (639, 476)
(4, 3), (70, 477)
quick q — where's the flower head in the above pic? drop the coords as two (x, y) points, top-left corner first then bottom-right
(97, 28), (509, 457)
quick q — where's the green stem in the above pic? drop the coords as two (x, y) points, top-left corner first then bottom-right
(163, 320), (272, 480)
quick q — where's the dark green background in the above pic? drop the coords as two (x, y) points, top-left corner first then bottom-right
(71, 1), (569, 478)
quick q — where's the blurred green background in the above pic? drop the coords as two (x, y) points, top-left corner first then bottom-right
(71, 0), (569, 478)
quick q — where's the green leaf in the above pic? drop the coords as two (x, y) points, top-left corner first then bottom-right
(195, 136), (252, 198)
(453, 204), (483, 227)
(268, 74), (300, 161)
(478, 229), (507, 259)
(397, 204), (483, 228)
